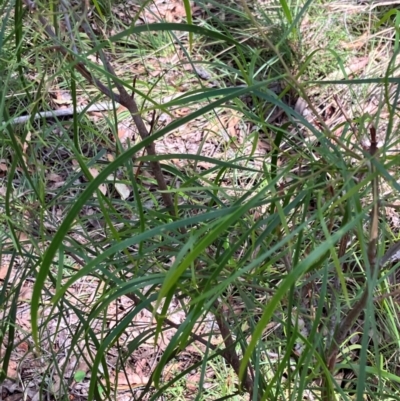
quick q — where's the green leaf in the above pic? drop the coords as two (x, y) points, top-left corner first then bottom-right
(182, 0), (193, 51)
(74, 370), (86, 383)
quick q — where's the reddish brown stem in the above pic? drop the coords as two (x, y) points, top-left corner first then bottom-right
(24, 1), (174, 212)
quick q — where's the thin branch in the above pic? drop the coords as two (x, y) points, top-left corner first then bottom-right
(327, 232), (349, 346)
(213, 300), (257, 400)
(333, 94), (357, 137)
(59, 0), (78, 54)
(326, 125), (380, 372)
(23, 0), (174, 211)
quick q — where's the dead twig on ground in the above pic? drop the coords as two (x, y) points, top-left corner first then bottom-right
(7, 101), (119, 125)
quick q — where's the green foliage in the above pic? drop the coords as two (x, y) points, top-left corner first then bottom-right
(1, 0), (400, 400)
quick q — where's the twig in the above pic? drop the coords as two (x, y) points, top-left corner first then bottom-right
(326, 125), (380, 372)
(333, 94), (357, 137)
(327, 232), (350, 346)
(369, 0), (400, 10)
(7, 101), (119, 125)
(59, 0), (78, 54)
(213, 300), (257, 400)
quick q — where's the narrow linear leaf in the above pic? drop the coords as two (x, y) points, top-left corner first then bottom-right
(239, 211), (365, 382)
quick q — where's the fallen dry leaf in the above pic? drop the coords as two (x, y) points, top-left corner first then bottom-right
(186, 372), (201, 392)
(22, 131), (32, 155)
(2, 231), (30, 250)
(0, 264), (10, 280)
(2, 392), (23, 401)
(87, 54), (103, 65)
(49, 374), (66, 397)
(46, 172), (63, 182)
(118, 127), (130, 142)
(115, 182), (131, 200)
(52, 89), (72, 105)
(18, 285), (33, 302)
(6, 360), (18, 380)
(227, 115), (241, 138)
(341, 34), (369, 50)
(117, 123), (137, 145)
(17, 342), (29, 352)
(324, 57), (369, 81)
(109, 368), (149, 389)
(88, 167), (107, 196)
(105, 174), (131, 200)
